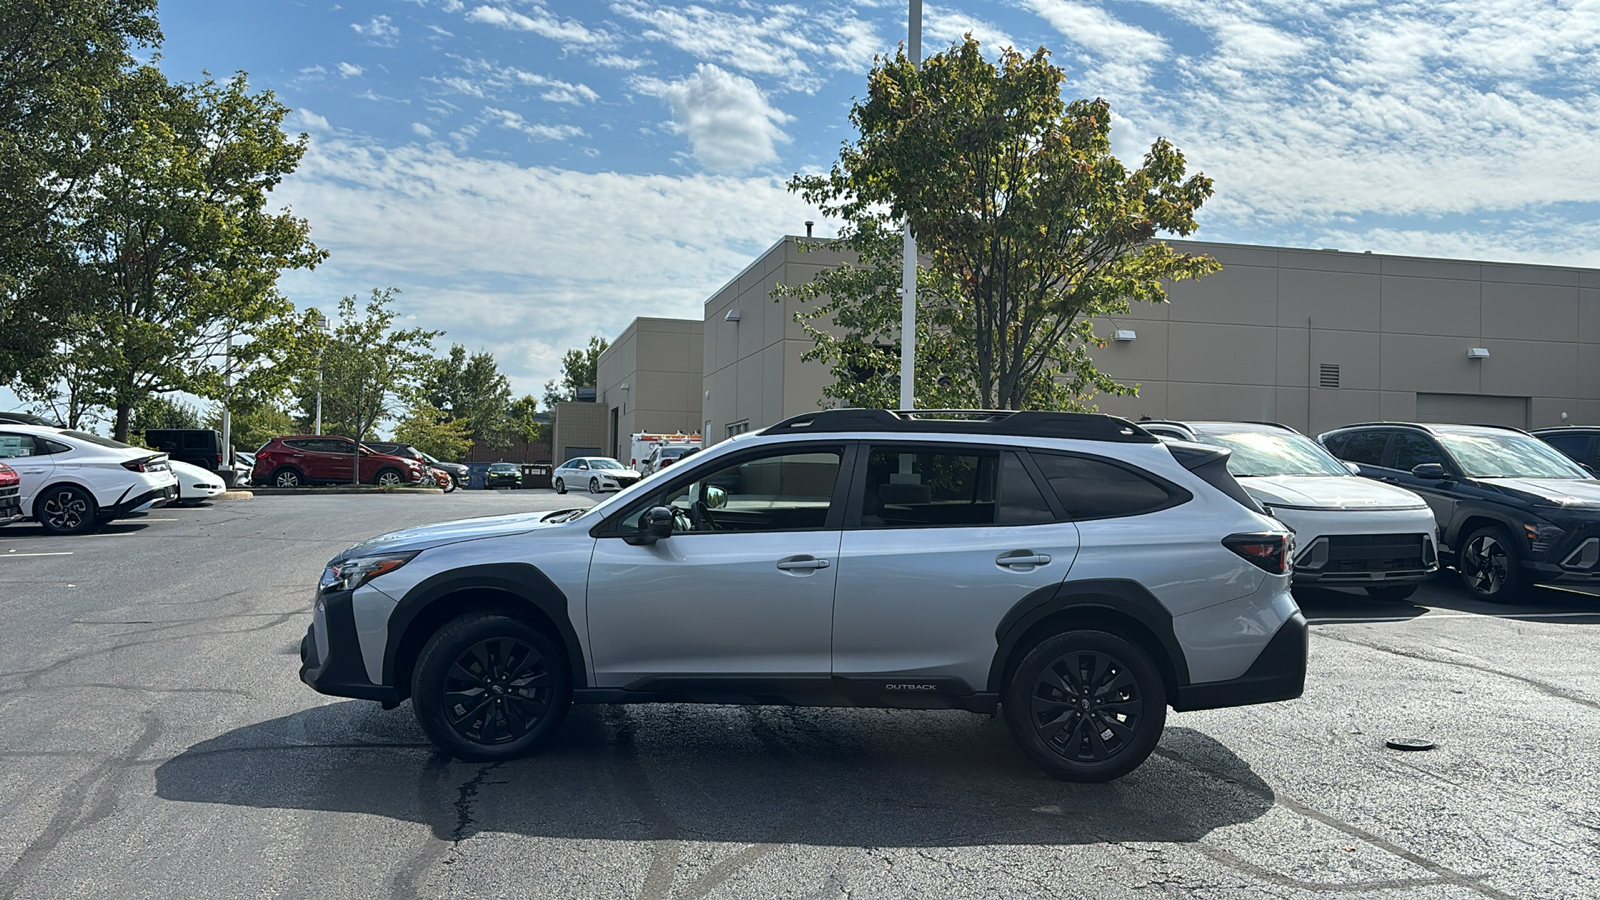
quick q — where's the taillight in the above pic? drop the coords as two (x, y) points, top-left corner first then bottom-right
(122, 455), (163, 473)
(1223, 532), (1293, 575)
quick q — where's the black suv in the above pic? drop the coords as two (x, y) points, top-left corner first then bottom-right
(1318, 422), (1600, 602)
(1532, 427), (1600, 475)
(143, 428), (227, 476)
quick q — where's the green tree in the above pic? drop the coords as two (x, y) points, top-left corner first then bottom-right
(542, 336), (607, 409)
(131, 394), (201, 433)
(204, 402), (293, 454)
(392, 402), (473, 461)
(0, 0), (161, 386)
(788, 38), (1219, 411)
(423, 344), (512, 448)
(292, 289), (440, 481)
(22, 69), (325, 441)
(506, 394), (544, 445)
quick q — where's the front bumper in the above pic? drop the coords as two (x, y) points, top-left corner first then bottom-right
(299, 587), (398, 705)
(0, 485), (21, 525)
(1172, 611), (1308, 711)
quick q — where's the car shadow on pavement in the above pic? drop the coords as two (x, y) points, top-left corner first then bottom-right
(155, 701), (1273, 848)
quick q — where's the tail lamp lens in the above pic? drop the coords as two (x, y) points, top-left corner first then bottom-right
(1223, 532), (1293, 575)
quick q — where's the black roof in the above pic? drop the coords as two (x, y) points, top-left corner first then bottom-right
(1531, 426), (1600, 435)
(765, 409), (1158, 443)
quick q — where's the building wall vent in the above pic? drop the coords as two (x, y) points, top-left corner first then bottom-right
(1319, 364), (1340, 389)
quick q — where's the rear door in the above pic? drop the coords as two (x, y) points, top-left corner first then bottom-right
(0, 432), (54, 513)
(830, 443), (1079, 699)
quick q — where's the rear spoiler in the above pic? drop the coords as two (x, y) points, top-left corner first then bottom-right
(1165, 443), (1265, 514)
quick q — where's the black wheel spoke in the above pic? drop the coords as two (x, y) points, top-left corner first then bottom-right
(1095, 670), (1136, 699)
(443, 634), (553, 745)
(1085, 722), (1112, 760)
(448, 695), (493, 728)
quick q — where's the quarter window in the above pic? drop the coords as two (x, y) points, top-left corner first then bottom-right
(1029, 452), (1179, 520)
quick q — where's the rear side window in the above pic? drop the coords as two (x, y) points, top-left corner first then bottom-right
(182, 432), (212, 450)
(1540, 432), (1590, 465)
(1389, 433), (1445, 471)
(855, 446), (1053, 528)
(1029, 452), (1182, 520)
(1333, 431), (1388, 465)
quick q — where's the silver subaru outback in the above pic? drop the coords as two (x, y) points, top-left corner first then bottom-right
(300, 409), (1306, 782)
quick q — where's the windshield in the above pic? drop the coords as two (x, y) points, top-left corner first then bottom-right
(1194, 430), (1352, 477)
(489, 464), (518, 472)
(591, 459), (624, 470)
(662, 447), (693, 458)
(1436, 431), (1587, 479)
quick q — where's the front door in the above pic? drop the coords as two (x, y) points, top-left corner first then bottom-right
(586, 444), (848, 689)
(0, 432), (55, 513)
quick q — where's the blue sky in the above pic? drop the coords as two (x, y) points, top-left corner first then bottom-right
(138, 0), (1600, 400)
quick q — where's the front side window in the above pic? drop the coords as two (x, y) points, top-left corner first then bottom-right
(0, 433), (39, 458)
(1389, 432), (1446, 472)
(619, 448), (842, 534)
(591, 459), (624, 470)
(1333, 431), (1389, 466)
(1030, 452), (1180, 520)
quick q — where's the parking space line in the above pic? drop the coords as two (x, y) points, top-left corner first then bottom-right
(1310, 610), (1600, 624)
(0, 551), (74, 558)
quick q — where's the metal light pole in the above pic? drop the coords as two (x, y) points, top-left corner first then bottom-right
(313, 310), (328, 435)
(221, 329), (233, 483)
(899, 0), (921, 411)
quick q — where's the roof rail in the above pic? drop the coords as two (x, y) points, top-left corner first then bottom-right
(1330, 420), (1532, 435)
(764, 409), (1159, 443)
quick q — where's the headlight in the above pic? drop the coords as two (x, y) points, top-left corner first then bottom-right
(318, 551), (419, 592)
(1524, 523), (1564, 553)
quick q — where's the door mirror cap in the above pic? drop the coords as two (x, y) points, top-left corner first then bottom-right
(1343, 461), (1361, 475)
(625, 506), (676, 546)
(1411, 462), (1451, 480)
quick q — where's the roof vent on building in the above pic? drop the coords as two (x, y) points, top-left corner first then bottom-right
(1319, 364), (1340, 389)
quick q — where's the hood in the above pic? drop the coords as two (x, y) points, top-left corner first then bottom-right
(1241, 475), (1427, 510)
(1480, 477), (1600, 510)
(335, 510), (578, 559)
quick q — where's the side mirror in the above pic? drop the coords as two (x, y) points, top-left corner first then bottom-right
(705, 485), (727, 509)
(1343, 462), (1362, 475)
(1411, 462), (1450, 480)
(625, 506), (676, 546)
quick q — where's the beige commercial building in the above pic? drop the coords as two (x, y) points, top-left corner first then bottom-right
(581, 236), (1600, 450)
(595, 316), (705, 461)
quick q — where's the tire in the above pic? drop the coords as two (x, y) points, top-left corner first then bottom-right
(1365, 584), (1419, 602)
(439, 473), (455, 493)
(272, 467), (305, 488)
(374, 468), (405, 487)
(411, 613), (573, 762)
(36, 484), (99, 535)
(554, 478), (565, 494)
(1458, 525), (1525, 603)
(589, 477), (600, 494)
(1002, 630), (1167, 782)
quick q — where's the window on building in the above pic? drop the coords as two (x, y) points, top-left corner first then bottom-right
(726, 420), (750, 437)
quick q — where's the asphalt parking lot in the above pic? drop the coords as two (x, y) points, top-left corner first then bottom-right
(2, 493), (1598, 899)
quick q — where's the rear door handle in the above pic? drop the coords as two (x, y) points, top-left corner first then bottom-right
(997, 552), (1051, 568)
(776, 556), (830, 571)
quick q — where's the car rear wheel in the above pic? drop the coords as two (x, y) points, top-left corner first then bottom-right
(1458, 525), (1524, 603)
(374, 468), (405, 487)
(1003, 630), (1166, 782)
(272, 467), (304, 488)
(37, 485), (99, 535)
(589, 477), (600, 494)
(411, 613), (572, 762)
(1365, 584), (1418, 602)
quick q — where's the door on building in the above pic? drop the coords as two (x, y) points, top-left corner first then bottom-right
(1415, 393), (1529, 428)
(610, 407), (620, 460)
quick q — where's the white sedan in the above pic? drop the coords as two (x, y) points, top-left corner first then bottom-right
(552, 457), (642, 494)
(1145, 421), (1439, 601)
(0, 424), (178, 535)
(170, 459), (227, 505)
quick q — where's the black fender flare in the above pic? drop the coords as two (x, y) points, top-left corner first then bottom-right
(987, 578), (1190, 694)
(1444, 504), (1525, 553)
(382, 562), (587, 689)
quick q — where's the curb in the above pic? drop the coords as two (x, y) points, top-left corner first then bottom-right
(245, 486), (445, 496)
(218, 490), (254, 501)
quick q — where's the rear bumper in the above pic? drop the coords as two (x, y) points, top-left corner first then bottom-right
(105, 484), (177, 517)
(1171, 612), (1308, 712)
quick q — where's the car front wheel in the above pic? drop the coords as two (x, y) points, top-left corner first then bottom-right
(374, 468), (405, 487)
(589, 477), (600, 493)
(411, 613), (573, 762)
(1459, 525), (1524, 603)
(554, 478), (565, 494)
(1003, 630), (1167, 782)
(37, 485), (99, 535)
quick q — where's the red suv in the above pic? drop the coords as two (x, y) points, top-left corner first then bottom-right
(252, 436), (426, 488)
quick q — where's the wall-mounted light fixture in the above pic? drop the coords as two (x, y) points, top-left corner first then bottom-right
(1467, 347), (1490, 359)
(724, 309), (741, 322)
(619, 382), (630, 391)
(1113, 329), (1137, 342)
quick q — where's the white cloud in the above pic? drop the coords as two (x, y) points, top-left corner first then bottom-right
(337, 62), (365, 78)
(438, 60), (600, 104)
(483, 108), (586, 141)
(274, 136), (827, 393)
(464, 4), (613, 47)
(634, 64), (792, 174)
(352, 14), (400, 47)
(294, 109), (331, 131)
(610, 1), (878, 88)
(412, 122), (436, 138)
(924, 5), (1020, 54)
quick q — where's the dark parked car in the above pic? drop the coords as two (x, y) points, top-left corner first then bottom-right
(143, 428), (229, 479)
(1319, 422), (1600, 602)
(252, 436), (426, 487)
(483, 462), (522, 489)
(1532, 427), (1600, 475)
(0, 411), (63, 427)
(366, 442), (471, 489)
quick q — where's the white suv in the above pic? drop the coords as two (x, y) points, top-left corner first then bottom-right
(300, 410), (1306, 782)
(0, 424), (178, 534)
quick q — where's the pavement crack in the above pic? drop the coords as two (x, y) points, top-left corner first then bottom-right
(450, 762), (501, 844)
(1316, 629), (1600, 711)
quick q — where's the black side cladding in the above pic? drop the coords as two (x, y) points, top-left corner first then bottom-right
(1165, 443), (1265, 513)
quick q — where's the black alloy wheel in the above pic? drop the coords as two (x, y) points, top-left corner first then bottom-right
(1365, 584), (1419, 602)
(589, 477), (600, 494)
(37, 485), (98, 535)
(272, 467), (304, 488)
(374, 468), (405, 487)
(554, 478), (566, 494)
(412, 613), (572, 761)
(1458, 525), (1524, 603)
(1003, 630), (1166, 782)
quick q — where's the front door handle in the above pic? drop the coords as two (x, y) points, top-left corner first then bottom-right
(776, 555), (830, 571)
(997, 552), (1051, 568)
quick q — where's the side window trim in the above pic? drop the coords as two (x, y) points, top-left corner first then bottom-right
(1014, 448), (1068, 521)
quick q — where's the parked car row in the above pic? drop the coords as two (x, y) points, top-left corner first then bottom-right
(0, 423), (180, 534)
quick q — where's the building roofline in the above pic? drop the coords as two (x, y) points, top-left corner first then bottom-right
(1165, 238), (1600, 275)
